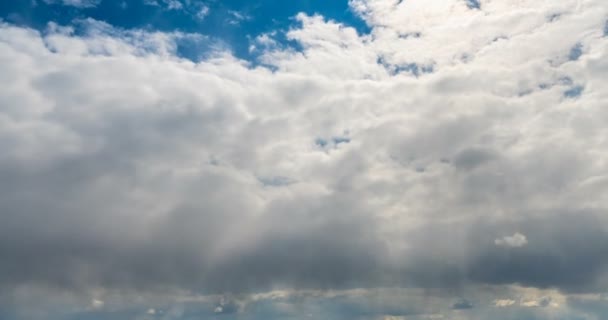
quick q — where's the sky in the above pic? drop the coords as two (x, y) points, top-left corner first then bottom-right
(0, 0), (608, 319)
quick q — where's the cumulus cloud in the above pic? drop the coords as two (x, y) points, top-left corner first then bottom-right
(1, 0), (608, 318)
(495, 233), (528, 248)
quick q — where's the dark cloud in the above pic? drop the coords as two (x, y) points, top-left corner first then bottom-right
(466, 214), (608, 293)
(0, 163), (388, 293)
(3, 146), (606, 296)
(452, 147), (497, 171)
(398, 212), (608, 293)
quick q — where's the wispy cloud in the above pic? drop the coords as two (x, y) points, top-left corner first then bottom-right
(42, 0), (101, 8)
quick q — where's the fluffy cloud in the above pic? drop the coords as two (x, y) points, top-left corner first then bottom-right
(1, 0), (608, 318)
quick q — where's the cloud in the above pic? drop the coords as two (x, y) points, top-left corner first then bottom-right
(494, 299), (516, 307)
(196, 5), (210, 21)
(227, 10), (251, 25)
(143, 0), (208, 17)
(521, 296), (554, 308)
(91, 299), (104, 309)
(495, 233), (528, 248)
(164, 0), (182, 10)
(1, 0), (608, 318)
(42, 0), (101, 8)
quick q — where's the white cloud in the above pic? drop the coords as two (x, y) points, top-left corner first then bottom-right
(164, 0), (182, 10)
(494, 299), (516, 307)
(521, 296), (555, 308)
(495, 233), (528, 248)
(196, 5), (210, 20)
(227, 10), (251, 25)
(1, 0), (608, 318)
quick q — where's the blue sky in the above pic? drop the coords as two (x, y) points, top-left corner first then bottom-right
(1, 1), (608, 320)
(0, 0), (369, 60)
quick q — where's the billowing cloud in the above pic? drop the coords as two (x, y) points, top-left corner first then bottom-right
(1, 0), (608, 319)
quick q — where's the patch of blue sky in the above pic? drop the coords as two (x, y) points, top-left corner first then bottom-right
(564, 85), (584, 98)
(315, 137), (329, 148)
(0, 0), (370, 62)
(315, 136), (351, 151)
(258, 175), (294, 187)
(397, 63), (434, 76)
(568, 42), (583, 61)
(377, 56), (435, 77)
(332, 136), (351, 145)
(465, 0), (481, 10)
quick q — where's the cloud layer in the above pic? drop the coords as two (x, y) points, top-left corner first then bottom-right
(1, 0), (608, 318)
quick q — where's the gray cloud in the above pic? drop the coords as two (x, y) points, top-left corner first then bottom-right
(452, 299), (474, 310)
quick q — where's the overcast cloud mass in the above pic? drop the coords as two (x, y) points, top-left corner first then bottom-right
(1, 0), (608, 319)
